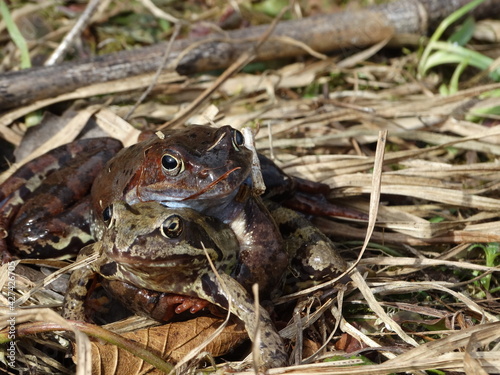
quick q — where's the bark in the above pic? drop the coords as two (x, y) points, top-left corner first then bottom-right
(0, 0), (498, 110)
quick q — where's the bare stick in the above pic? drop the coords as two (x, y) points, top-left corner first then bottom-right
(124, 24), (182, 121)
(0, 0), (498, 111)
(44, 0), (104, 66)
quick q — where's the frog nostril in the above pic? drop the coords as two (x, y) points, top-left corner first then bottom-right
(199, 169), (209, 179)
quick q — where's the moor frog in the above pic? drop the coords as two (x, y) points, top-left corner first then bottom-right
(69, 199), (347, 327)
(63, 201), (287, 369)
(0, 138), (122, 260)
(1, 125), (348, 296)
(90, 125), (287, 296)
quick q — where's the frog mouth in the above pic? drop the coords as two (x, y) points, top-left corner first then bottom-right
(182, 166), (242, 200)
(108, 251), (208, 267)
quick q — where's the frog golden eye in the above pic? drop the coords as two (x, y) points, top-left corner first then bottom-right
(232, 129), (244, 149)
(161, 154), (184, 175)
(161, 215), (183, 238)
(102, 205), (113, 228)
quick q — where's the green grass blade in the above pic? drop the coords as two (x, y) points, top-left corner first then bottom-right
(418, 0), (487, 78)
(0, 0), (31, 69)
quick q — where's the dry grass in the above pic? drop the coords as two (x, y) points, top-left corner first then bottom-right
(0, 1), (499, 374)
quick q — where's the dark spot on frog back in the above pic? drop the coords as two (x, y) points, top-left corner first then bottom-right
(17, 184), (33, 201)
(201, 274), (229, 309)
(114, 166), (135, 183)
(126, 204), (141, 216)
(99, 261), (118, 277)
(278, 220), (301, 239)
(126, 222), (138, 233)
(190, 126), (217, 147)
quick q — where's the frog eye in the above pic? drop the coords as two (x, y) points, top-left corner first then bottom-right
(232, 129), (244, 149)
(102, 205), (114, 228)
(161, 153), (184, 176)
(160, 215), (183, 238)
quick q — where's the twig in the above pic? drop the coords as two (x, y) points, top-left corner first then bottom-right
(45, 0), (104, 66)
(160, 5), (291, 129)
(139, 0), (180, 24)
(2, 0), (498, 112)
(124, 23), (182, 121)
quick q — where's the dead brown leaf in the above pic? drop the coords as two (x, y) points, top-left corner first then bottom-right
(90, 316), (247, 374)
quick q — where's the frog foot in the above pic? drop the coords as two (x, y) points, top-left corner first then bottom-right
(98, 280), (207, 322)
(141, 292), (209, 321)
(171, 295), (210, 314)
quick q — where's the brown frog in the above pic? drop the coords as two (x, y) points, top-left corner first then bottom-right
(1, 125), (348, 296)
(76, 199), (347, 325)
(0, 127), (288, 296)
(91, 125), (288, 297)
(0, 138), (122, 260)
(63, 201), (287, 369)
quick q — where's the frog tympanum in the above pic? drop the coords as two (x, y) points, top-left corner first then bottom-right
(63, 201), (287, 368)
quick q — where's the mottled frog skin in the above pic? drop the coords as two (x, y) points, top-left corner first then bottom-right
(0, 126), (288, 297)
(0, 138), (122, 260)
(77, 200), (347, 325)
(265, 201), (346, 289)
(0, 125), (347, 297)
(90, 125), (287, 297)
(63, 201), (287, 368)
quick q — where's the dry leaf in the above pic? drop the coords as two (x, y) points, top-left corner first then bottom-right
(302, 338), (322, 358)
(334, 333), (365, 353)
(91, 316), (247, 374)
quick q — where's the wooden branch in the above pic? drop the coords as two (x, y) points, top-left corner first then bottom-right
(0, 0), (498, 111)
